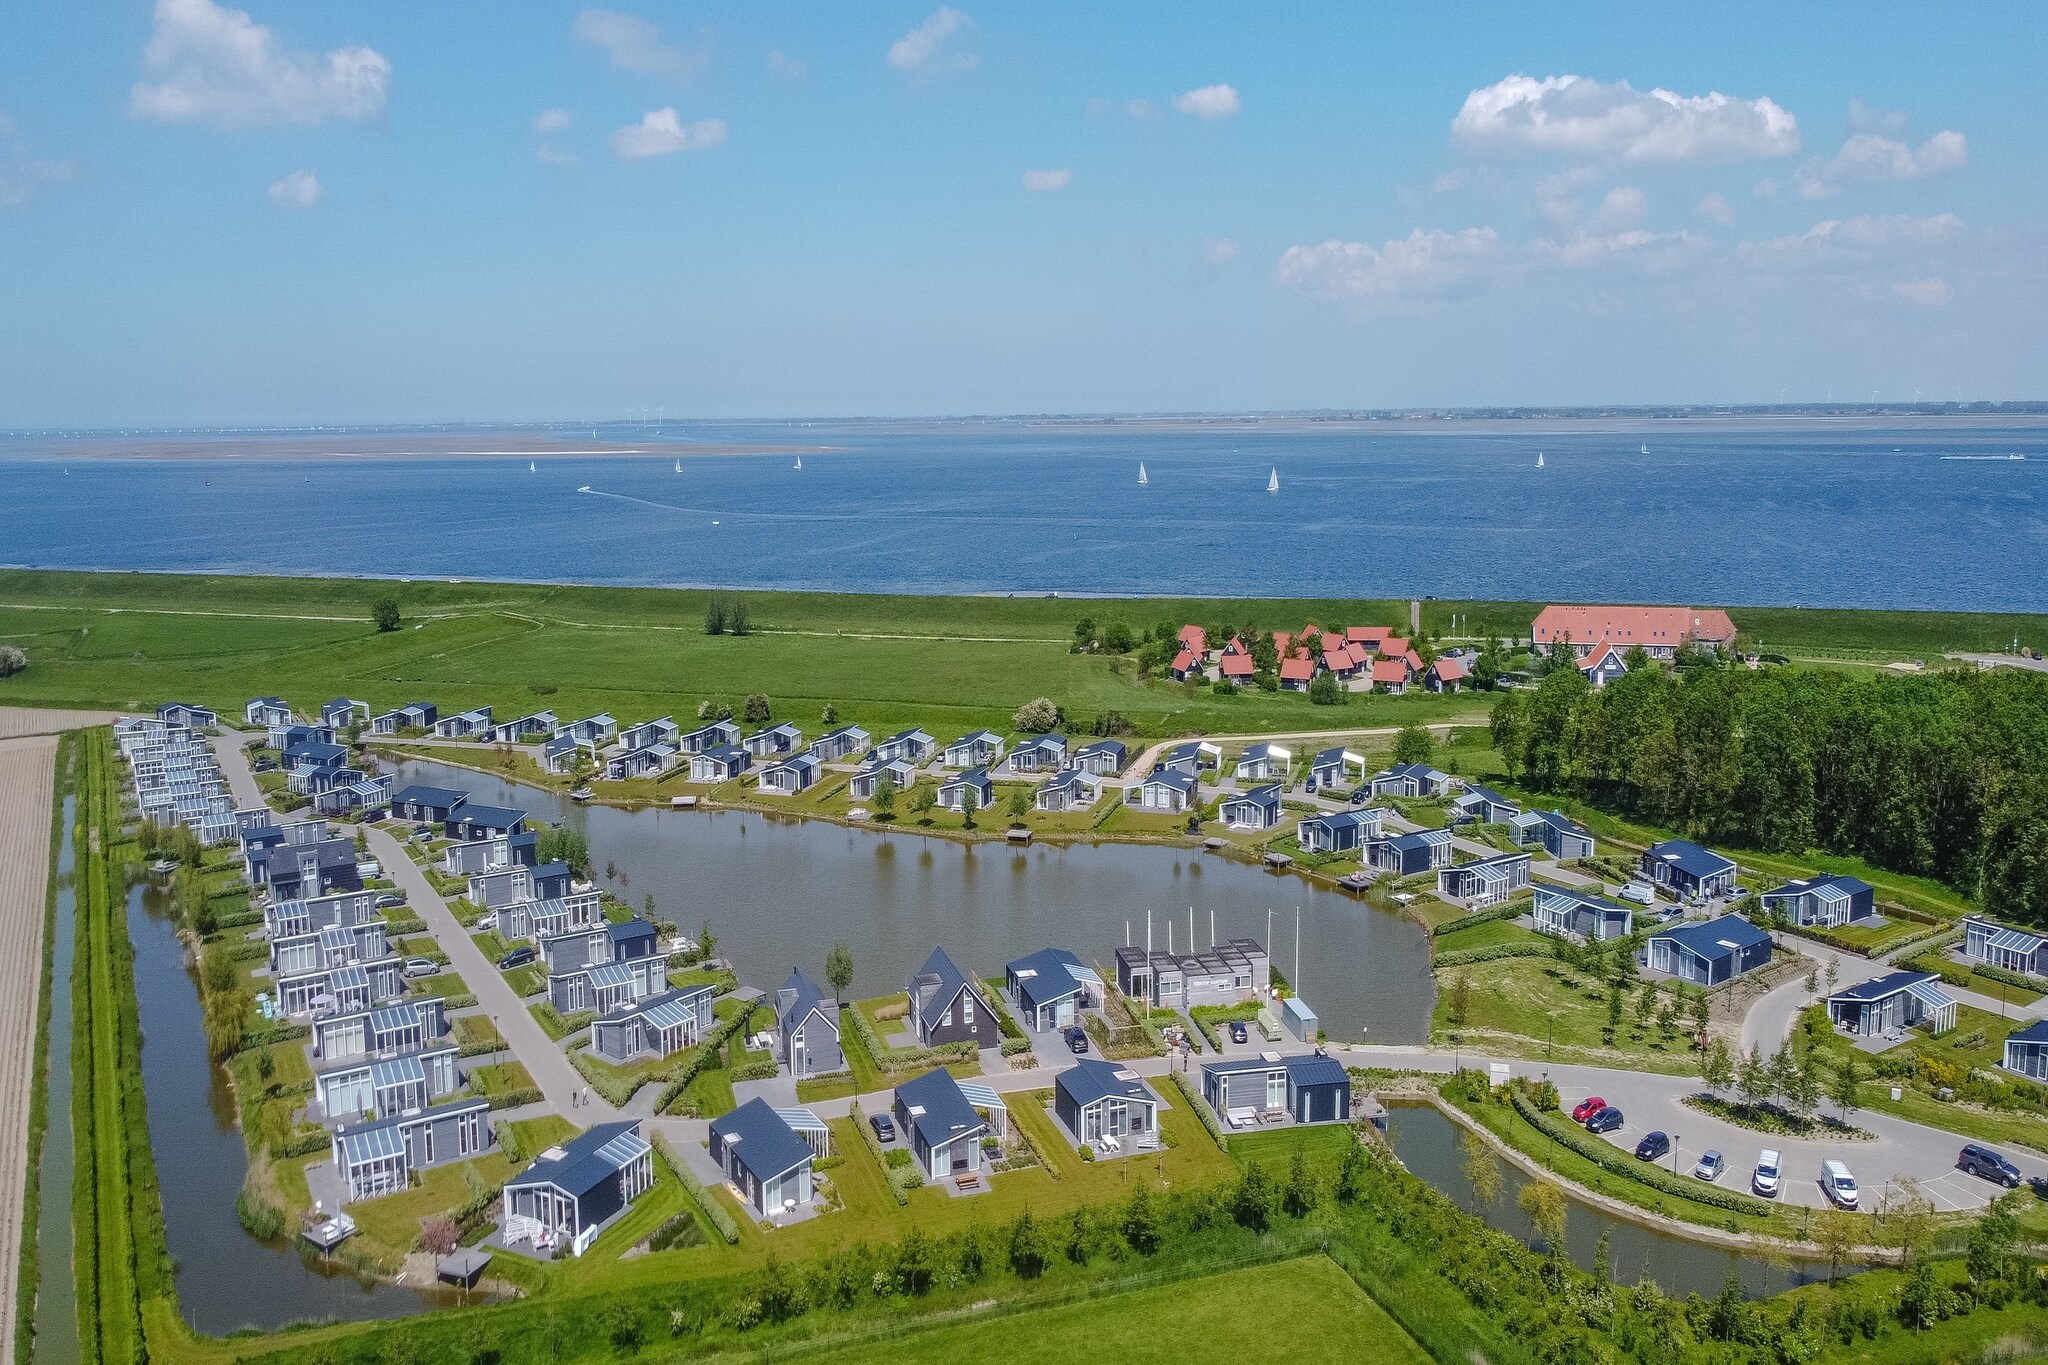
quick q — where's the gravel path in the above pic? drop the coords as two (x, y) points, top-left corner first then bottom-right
(0, 733), (60, 1359)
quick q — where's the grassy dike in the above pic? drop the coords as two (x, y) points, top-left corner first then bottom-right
(2, 569), (2044, 743)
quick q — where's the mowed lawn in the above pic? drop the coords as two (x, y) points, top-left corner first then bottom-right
(804, 1255), (1429, 1364)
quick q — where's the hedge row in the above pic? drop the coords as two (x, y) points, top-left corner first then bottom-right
(485, 1086), (544, 1111)
(1433, 942), (1553, 968)
(1431, 902), (1525, 938)
(843, 999), (977, 1081)
(651, 1129), (742, 1244)
(654, 1003), (758, 1115)
(1506, 1087), (1775, 1217)
(1166, 1067), (1227, 1152)
(849, 1099), (909, 1206)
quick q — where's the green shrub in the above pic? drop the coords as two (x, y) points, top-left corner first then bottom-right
(1504, 1085), (1774, 1217)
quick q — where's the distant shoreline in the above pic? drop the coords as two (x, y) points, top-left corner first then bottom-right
(0, 432), (836, 462)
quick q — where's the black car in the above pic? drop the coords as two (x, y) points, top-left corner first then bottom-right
(869, 1112), (896, 1142)
(1348, 786), (1373, 806)
(1634, 1131), (1671, 1162)
(1064, 1024), (1090, 1054)
(1959, 1143), (2023, 1188)
(1585, 1106), (1624, 1134)
(496, 946), (536, 970)
(1230, 1020), (1249, 1045)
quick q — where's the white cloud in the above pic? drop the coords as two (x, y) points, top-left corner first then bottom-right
(1203, 237), (1241, 265)
(536, 144), (580, 167)
(572, 9), (703, 80)
(266, 168), (320, 208)
(1171, 84), (1241, 120)
(1452, 74), (1798, 163)
(1022, 167), (1071, 192)
(1896, 277), (1951, 307)
(1741, 212), (1965, 269)
(1586, 185), (1647, 229)
(534, 108), (571, 135)
(766, 49), (805, 78)
(1274, 227), (1502, 304)
(888, 8), (975, 75)
(129, 0), (389, 130)
(612, 108), (726, 159)
(533, 109), (576, 165)
(1128, 99), (1158, 119)
(1795, 130), (1967, 199)
(1695, 191), (1734, 226)
(1847, 98), (1908, 136)
(1530, 227), (1708, 271)
(0, 113), (77, 207)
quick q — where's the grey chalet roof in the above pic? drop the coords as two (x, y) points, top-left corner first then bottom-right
(1829, 970), (1944, 1004)
(1074, 738), (1126, 760)
(1520, 808), (1589, 835)
(1647, 839), (1737, 877)
(1135, 769), (1198, 796)
(1224, 784), (1280, 812)
(710, 1097), (815, 1184)
(777, 967), (834, 1030)
(908, 946), (983, 1020)
(1763, 873), (1872, 899)
(1057, 1058), (1153, 1110)
(391, 784), (467, 809)
(1202, 1051), (1348, 1086)
(1651, 913), (1771, 960)
(607, 918), (656, 950)
(507, 1120), (648, 1199)
(1006, 946), (1091, 1009)
(2008, 1020), (2048, 1047)
(894, 1068), (985, 1150)
(1460, 783), (1513, 807)
(451, 803), (525, 828)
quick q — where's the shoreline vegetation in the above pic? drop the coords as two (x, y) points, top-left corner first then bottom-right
(0, 433), (835, 462)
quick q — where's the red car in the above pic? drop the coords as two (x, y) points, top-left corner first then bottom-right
(1570, 1096), (1608, 1123)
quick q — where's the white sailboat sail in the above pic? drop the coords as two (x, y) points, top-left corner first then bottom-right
(1267, 468), (1279, 493)
(674, 459), (682, 473)
(1138, 462), (1147, 486)
(1536, 452), (1544, 469)
(794, 456), (802, 470)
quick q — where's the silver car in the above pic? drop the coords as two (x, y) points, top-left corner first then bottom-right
(1692, 1149), (1724, 1182)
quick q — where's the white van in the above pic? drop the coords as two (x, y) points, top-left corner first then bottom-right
(1821, 1160), (1858, 1209)
(1619, 882), (1656, 906)
(1752, 1149), (1781, 1197)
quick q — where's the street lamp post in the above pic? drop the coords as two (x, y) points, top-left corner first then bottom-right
(1671, 1134), (1682, 1177)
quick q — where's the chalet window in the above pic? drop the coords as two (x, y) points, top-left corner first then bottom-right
(962, 994), (975, 1027)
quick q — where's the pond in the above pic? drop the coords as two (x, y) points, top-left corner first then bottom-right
(1386, 1103), (1845, 1299)
(390, 757), (1437, 1041)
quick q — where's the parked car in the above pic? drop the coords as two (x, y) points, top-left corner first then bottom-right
(1821, 1159), (1859, 1209)
(1753, 1149), (1782, 1198)
(1619, 882), (1655, 905)
(404, 957), (439, 979)
(496, 946), (536, 970)
(374, 893), (406, 909)
(1634, 1131), (1671, 1162)
(1348, 786), (1373, 805)
(1585, 1106), (1624, 1134)
(1958, 1144), (2023, 1188)
(1570, 1096), (1608, 1123)
(1064, 1025), (1089, 1054)
(473, 911), (497, 932)
(1230, 1021), (1249, 1045)
(410, 826), (434, 842)
(869, 1112), (896, 1142)
(253, 758), (276, 772)
(1693, 1150), (1725, 1183)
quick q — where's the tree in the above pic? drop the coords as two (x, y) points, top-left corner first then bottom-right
(603, 857), (618, 884)
(642, 892), (656, 920)
(1447, 973), (1471, 1027)
(825, 942), (854, 1004)
(871, 780), (896, 818)
(1459, 1125), (1502, 1207)
(1073, 617), (1097, 650)
(1101, 619), (1134, 654)
(703, 598), (727, 635)
(1633, 980), (1659, 1032)
(729, 597), (751, 636)
(1006, 786), (1032, 821)
(1689, 987), (1711, 1041)
(959, 782), (978, 829)
(741, 693), (772, 725)
(1007, 1212), (1047, 1278)
(1812, 1209), (1860, 1284)
(1013, 697), (1061, 732)
(1604, 982), (1624, 1043)
(1489, 690), (1531, 781)
(821, 703), (838, 725)
(894, 1227), (933, 1294)
(1517, 1179), (1567, 1258)
(1735, 1043), (1771, 1109)
(0, 645), (28, 677)
(1282, 1144), (1320, 1218)
(1231, 1162), (1275, 1231)
(1307, 672), (1344, 706)
(697, 919), (718, 962)
(1783, 1053), (1823, 1121)
(419, 1217), (459, 1255)
(1966, 1193), (2021, 1291)
(1121, 1182), (1160, 1254)
(1334, 1138), (1368, 1204)
(906, 782), (935, 814)
(1701, 1037), (1735, 1096)
(1392, 723), (1435, 765)
(373, 597), (401, 632)
(1829, 1056), (1862, 1123)
(536, 826), (589, 876)
(1877, 1177), (1937, 1268)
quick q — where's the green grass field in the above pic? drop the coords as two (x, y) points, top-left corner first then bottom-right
(804, 1254), (1429, 1364)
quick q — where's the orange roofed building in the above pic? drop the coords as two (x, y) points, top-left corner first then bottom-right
(1531, 605), (1737, 660)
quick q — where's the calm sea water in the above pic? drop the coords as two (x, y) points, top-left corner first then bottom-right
(5, 419), (2045, 610)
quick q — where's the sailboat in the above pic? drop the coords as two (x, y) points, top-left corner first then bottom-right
(1267, 468), (1279, 493)
(674, 459), (682, 474)
(1641, 442), (1649, 455)
(1138, 462), (1147, 486)
(529, 461), (536, 473)
(1536, 452), (1545, 469)
(794, 456), (802, 470)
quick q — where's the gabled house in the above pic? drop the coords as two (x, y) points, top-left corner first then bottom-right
(501, 1120), (654, 1257)
(445, 803), (527, 841)
(1532, 604), (1737, 660)
(245, 696), (293, 727)
(605, 744), (674, 780)
(1827, 971), (1956, 1038)
(2003, 1020), (2048, 1080)
(1437, 851), (1533, 908)
(1219, 783), (1282, 831)
(441, 829), (537, 876)
(1034, 767), (1101, 812)
(892, 1069), (990, 1182)
(1006, 732), (1068, 774)
(848, 755), (916, 801)
(1155, 741), (1221, 775)
(809, 724), (871, 762)
(742, 723), (805, 759)
(1451, 784), (1521, 825)
(541, 732), (586, 775)
(1424, 656), (1467, 692)
(1511, 809), (1596, 861)
(1124, 768), (1197, 813)
(1346, 625), (1391, 653)
(433, 706), (493, 739)
(1368, 763), (1451, 799)
(1963, 916), (2048, 978)
(1297, 808), (1381, 854)
(1218, 647), (1255, 683)
(591, 984), (717, 1062)
(156, 701), (218, 728)
(690, 744), (751, 783)
(559, 713), (618, 746)
(487, 711), (558, 744)
(1071, 738), (1127, 775)
(1367, 828), (1451, 875)
(1003, 946), (1100, 1031)
(775, 968), (842, 1078)
(546, 918), (665, 1015)
(874, 728), (936, 764)
(370, 701), (436, 735)
(1201, 1052), (1350, 1126)
(1646, 914), (1772, 986)
(332, 1097), (493, 1203)
(1761, 874), (1875, 928)
(623, 716), (684, 752)
(709, 1099), (818, 1218)
(1178, 624), (1209, 657)
(470, 861), (571, 912)
(1370, 658), (1411, 693)
(941, 730), (1004, 768)
(935, 766), (994, 813)
(1641, 840), (1738, 899)
(1055, 1059), (1158, 1147)
(905, 946), (1000, 1049)
(1532, 885), (1633, 942)
(676, 719), (738, 754)
(1232, 743), (1290, 782)
(1168, 647), (1203, 682)
(1305, 747), (1365, 794)
(758, 752), (822, 795)
(320, 698), (370, 729)
(1579, 644), (1630, 689)
(1278, 656), (1314, 691)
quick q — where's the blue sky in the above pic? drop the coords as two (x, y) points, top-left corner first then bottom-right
(2, 2), (2042, 423)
